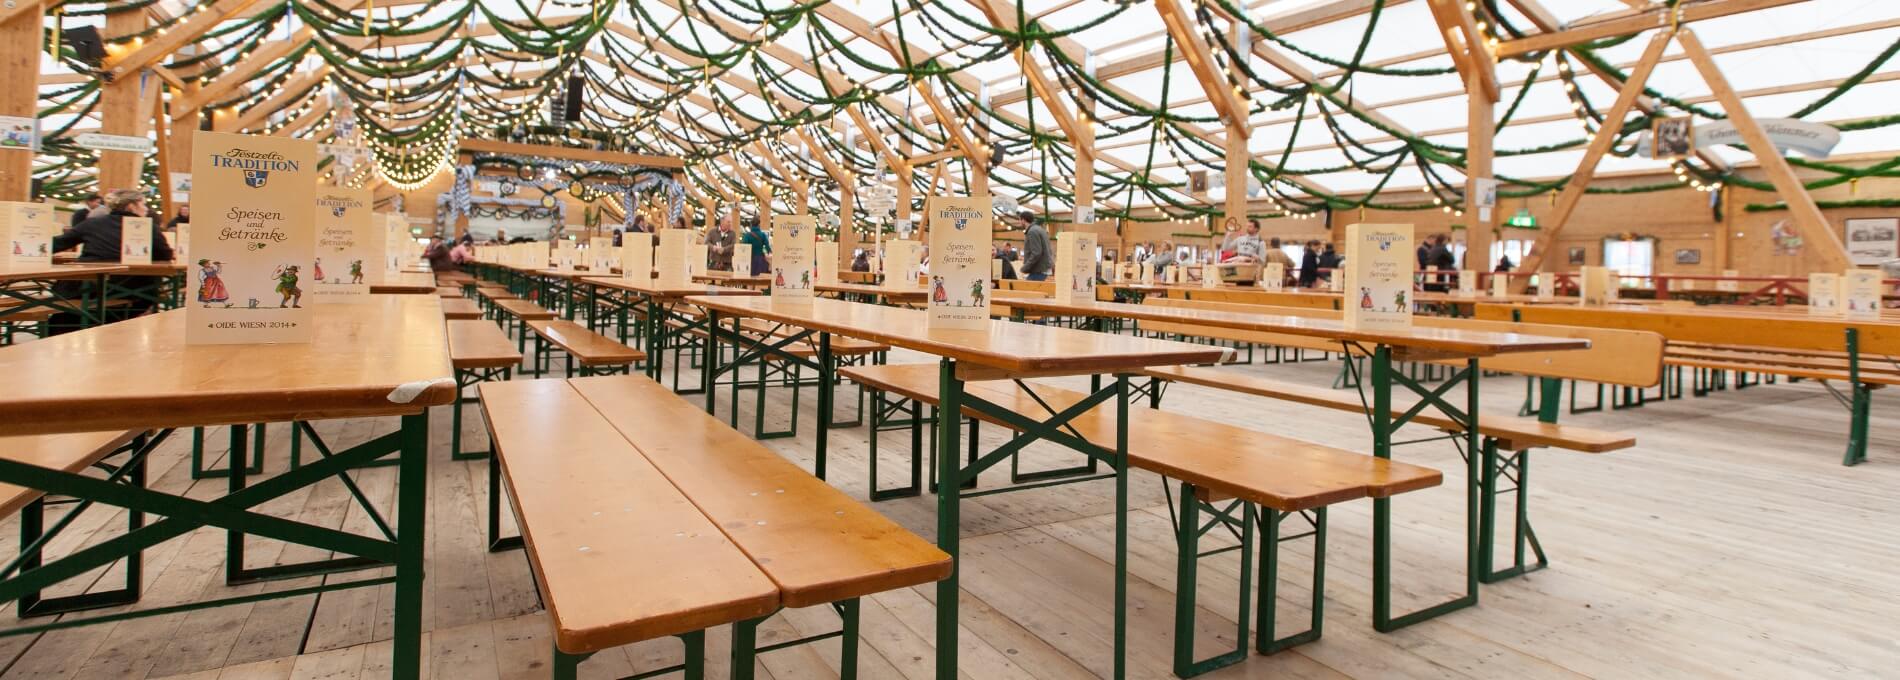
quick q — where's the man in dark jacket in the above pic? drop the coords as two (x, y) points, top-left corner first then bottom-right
(49, 189), (174, 332)
(1298, 240), (1321, 288)
(69, 194), (101, 229)
(1422, 234), (1457, 292)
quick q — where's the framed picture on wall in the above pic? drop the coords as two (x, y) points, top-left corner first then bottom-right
(1652, 117), (1694, 159)
(1674, 248), (1701, 265)
(1567, 246), (1586, 266)
(1845, 217), (1899, 265)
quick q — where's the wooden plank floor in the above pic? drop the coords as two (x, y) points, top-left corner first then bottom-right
(1, 346), (1896, 679)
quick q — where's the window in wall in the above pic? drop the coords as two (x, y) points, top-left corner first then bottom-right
(1602, 237), (1656, 287)
(1488, 239), (1533, 270)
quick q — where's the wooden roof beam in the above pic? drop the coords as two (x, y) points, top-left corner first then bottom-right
(1496, 0), (1807, 58)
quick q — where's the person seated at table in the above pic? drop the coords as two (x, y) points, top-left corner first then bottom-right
(850, 250), (871, 272)
(449, 235), (473, 265)
(69, 193), (101, 229)
(166, 204), (190, 229)
(1147, 240), (1176, 280)
(707, 213), (737, 271)
(424, 236), (458, 272)
(1224, 218), (1265, 263)
(48, 188), (175, 333)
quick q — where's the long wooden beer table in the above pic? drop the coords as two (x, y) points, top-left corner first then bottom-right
(0, 295), (455, 679)
(1, 263), (129, 328)
(814, 281), (927, 305)
(1477, 302), (1900, 465)
(686, 295), (1227, 680)
(992, 296), (1590, 631)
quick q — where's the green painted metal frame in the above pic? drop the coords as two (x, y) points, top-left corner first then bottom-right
(0, 272), (109, 330)
(452, 365), (513, 460)
(0, 414), (429, 678)
(1354, 344), (1482, 632)
(189, 424), (267, 479)
(1169, 483), (1329, 677)
(10, 431), (155, 617)
(933, 360), (1135, 680)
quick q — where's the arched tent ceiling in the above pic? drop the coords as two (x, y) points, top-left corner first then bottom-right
(27, 0), (1900, 225)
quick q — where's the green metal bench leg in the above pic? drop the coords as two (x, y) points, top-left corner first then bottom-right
(16, 434), (149, 617)
(731, 616), (761, 680)
(190, 424), (265, 479)
(867, 390), (923, 501)
(1170, 482), (1252, 677)
(551, 649), (589, 680)
(487, 441), (522, 552)
(1845, 328), (1871, 466)
(1258, 507), (1324, 654)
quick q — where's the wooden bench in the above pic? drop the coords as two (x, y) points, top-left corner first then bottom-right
(474, 284), (518, 320)
(479, 379), (778, 679)
(447, 320), (521, 460)
(1476, 302), (1899, 465)
(481, 376), (951, 678)
(526, 319), (647, 377)
(493, 299), (557, 373)
(435, 286), (464, 298)
(1137, 297), (1659, 582)
(441, 297), (482, 321)
(835, 363), (1439, 674)
(1, 430), (146, 616)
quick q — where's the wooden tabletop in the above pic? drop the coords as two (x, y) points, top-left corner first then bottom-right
(695, 270), (770, 287)
(0, 263), (130, 283)
(998, 297), (1589, 358)
(815, 281), (927, 301)
(0, 295), (457, 436)
(686, 296), (1229, 377)
(370, 272), (438, 294)
(580, 276), (763, 301)
(1478, 303), (1900, 354)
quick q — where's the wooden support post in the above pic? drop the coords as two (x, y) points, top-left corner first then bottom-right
(0, 0), (39, 201)
(97, 7), (150, 192)
(153, 86), (175, 221)
(1464, 67), (1496, 272)
(1678, 29), (1850, 271)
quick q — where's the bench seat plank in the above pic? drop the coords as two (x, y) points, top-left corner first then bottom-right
(441, 298), (482, 320)
(0, 431), (139, 518)
(479, 379), (779, 654)
(569, 375), (952, 608)
(1667, 357), (1900, 387)
(527, 321), (646, 367)
(839, 364), (1442, 511)
(1143, 365), (1634, 453)
(494, 299), (555, 321)
(436, 286), (464, 298)
(448, 320), (523, 370)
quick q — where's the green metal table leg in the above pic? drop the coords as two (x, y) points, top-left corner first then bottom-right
(815, 332), (833, 480)
(934, 358), (962, 680)
(732, 617), (761, 680)
(1844, 328), (1870, 466)
(392, 411), (428, 680)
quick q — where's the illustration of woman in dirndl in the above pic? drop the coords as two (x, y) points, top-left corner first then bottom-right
(932, 276), (947, 303)
(197, 259), (230, 307)
(314, 258), (325, 282)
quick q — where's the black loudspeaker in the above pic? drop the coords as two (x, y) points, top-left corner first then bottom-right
(62, 26), (105, 66)
(988, 144), (1005, 169)
(30, 179), (43, 202)
(563, 77), (584, 122)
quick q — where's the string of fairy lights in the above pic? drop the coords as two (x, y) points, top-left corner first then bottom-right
(26, 0), (1900, 228)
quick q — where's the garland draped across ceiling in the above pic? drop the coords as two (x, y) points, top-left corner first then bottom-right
(29, 0), (1900, 229)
